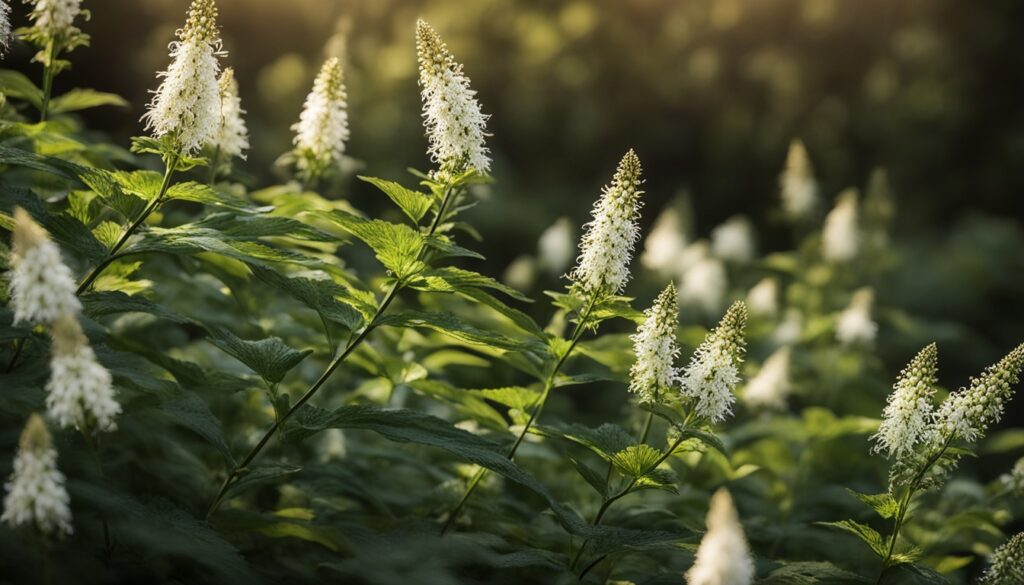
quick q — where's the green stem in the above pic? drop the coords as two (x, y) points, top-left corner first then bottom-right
(206, 182), (460, 518)
(441, 294), (600, 535)
(207, 146), (222, 185)
(39, 39), (57, 122)
(76, 153), (180, 295)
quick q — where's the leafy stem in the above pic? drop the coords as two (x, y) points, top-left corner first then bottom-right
(441, 293), (601, 535)
(206, 180), (460, 518)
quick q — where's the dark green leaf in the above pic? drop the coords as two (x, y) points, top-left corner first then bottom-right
(207, 327), (312, 384)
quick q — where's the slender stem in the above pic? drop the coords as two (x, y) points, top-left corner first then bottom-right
(207, 146), (222, 185)
(39, 39), (57, 122)
(440, 295), (600, 534)
(76, 154), (180, 295)
(206, 182), (460, 518)
(5, 337), (26, 373)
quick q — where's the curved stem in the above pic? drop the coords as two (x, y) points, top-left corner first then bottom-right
(206, 182), (460, 518)
(76, 153), (180, 295)
(441, 295), (600, 534)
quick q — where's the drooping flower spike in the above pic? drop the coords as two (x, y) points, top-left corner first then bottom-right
(1, 414), (72, 537)
(8, 207), (81, 325)
(210, 67), (249, 160)
(292, 56), (349, 180)
(685, 489), (754, 585)
(981, 532), (1024, 585)
(143, 0), (223, 155)
(629, 282), (681, 405)
(872, 343), (938, 458)
(933, 343), (1024, 444)
(569, 149), (644, 298)
(679, 301), (748, 423)
(416, 19), (490, 178)
(45, 314), (120, 432)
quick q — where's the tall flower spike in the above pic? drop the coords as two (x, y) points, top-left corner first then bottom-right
(822, 187), (861, 263)
(416, 19), (490, 178)
(933, 343), (1024, 443)
(0, 1), (12, 54)
(711, 215), (756, 263)
(679, 301), (748, 423)
(872, 343), (938, 458)
(743, 346), (792, 411)
(210, 67), (249, 160)
(685, 489), (754, 585)
(292, 57), (349, 179)
(8, 207), (81, 324)
(779, 138), (818, 220)
(24, 0), (83, 38)
(46, 314), (120, 431)
(569, 150), (644, 297)
(1, 414), (72, 536)
(629, 282), (681, 404)
(142, 0), (223, 155)
(836, 287), (877, 346)
(745, 277), (778, 319)
(981, 532), (1024, 585)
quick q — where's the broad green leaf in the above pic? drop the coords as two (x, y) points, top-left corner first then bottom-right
(160, 389), (235, 465)
(848, 489), (898, 519)
(535, 422), (636, 462)
(406, 379), (509, 430)
(322, 211), (425, 278)
(410, 266), (531, 302)
(377, 311), (526, 351)
(0, 69), (43, 107)
(609, 444), (676, 492)
(49, 88), (128, 114)
(570, 456), (609, 497)
(228, 464), (303, 496)
(82, 291), (193, 324)
(358, 175), (433, 224)
(166, 181), (252, 210)
(819, 520), (887, 558)
(249, 265), (366, 330)
(424, 234), (485, 260)
(471, 386), (540, 411)
(760, 562), (870, 584)
(675, 427), (728, 457)
(127, 227), (322, 267)
(207, 327), (312, 384)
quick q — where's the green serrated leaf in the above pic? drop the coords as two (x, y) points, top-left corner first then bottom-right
(848, 489), (899, 519)
(322, 211), (426, 278)
(207, 327), (312, 384)
(377, 311), (526, 351)
(0, 69), (43, 107)
(249, 265), (366, 331)
(820, 520), (887, 558)
(358, 175), (433, 224)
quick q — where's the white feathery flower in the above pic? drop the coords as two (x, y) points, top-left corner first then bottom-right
(8, 207), (81, 325)
(1000, 457), (1024, 495)
(210, 67), (248, 159)
(711, 215), (756, 263)
(641, 203), (689, 275)
(746, 277), (779, 319)
(292, 57), (349, 179)
(24, 0), (82, 37)
(416, 20), (490, 177)
(872, 343), (938, 458)
(537, 217), (575, 276)
(822, 188), (861, 263)
(680, 302), (748, 423)
(773, 308), (803, 346)
(679, 255), (727, 316)
(569, 150), (644, 297)
(932, 343), (1024, 444)
(686, 489), (755, 585)
(629, 282), (681, 404)
(0, 1), (12, 53)
(2, 414), (72, 536)
(45, 314), (120, 431)
(981, 532), (1024, 585)
(743, 346), (792, 410)
(836, 287), (877, 346)
(142, 0), (223, 155)
(779, 138), (818, 220)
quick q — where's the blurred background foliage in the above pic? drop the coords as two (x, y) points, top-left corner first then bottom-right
(6, 0), (1022, 410)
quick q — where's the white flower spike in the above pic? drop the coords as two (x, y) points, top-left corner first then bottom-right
(24, 0), (83, 38)
(679, 255), (727, 316)
(836, 287), (877, 346)
(779, 138), (818, 220)
(143, 0), (223, 155)
(292, 57), (349, 180)
(933, 343), (1024, 444)
(680, 301), (748, 423)
(8, 207), (82, 325)
(416, 19), (490, 178)
(711, 215), (756, 263)
(641, 203), (689, 276)
(45, 314), (120, 432)
(569, 150), (644, 297)
(872, 343), (938, 458)
(981, 532), (1024, 585)
(210, 67), (249, 160)
(629, 282), (681, 404)
(822, 187), (861, 263)
(743, 346), (792, 411)
(745, 277), (779, 319)
(686, 489), (754, 585)
(0, 1), (12, 54)
(537, 217), (575, 276)
(2, 414), (72, 536)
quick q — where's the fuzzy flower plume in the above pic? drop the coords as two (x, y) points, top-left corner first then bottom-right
(569, 150), (644, 297)
(2, 414), (72, 536)
(743, 346), (792, 410)
(680, 301), (748, 423)
(981, 532), (1024, 585)
(873, 343), (938, 458)
(537, 217), (574, 276)
(822, 188), (861, 262)
(210, 67), (248, 159)
(143, 0), (223, 155)
(24, 0), (82, 38)
(779, 139), (818, 220)
(641, 204), (689, 275)
(46, 314), (120, 431)
(836, 287), (877, 346)
(933, 343), (1024, 444)
(685, 489), (754, 585)
(292, 57), (349, 178)
(711, 215), (756, 263)
(8, 207), (81, 325)
(416, 19), (490, 177)
(629, 282), (681, 404)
